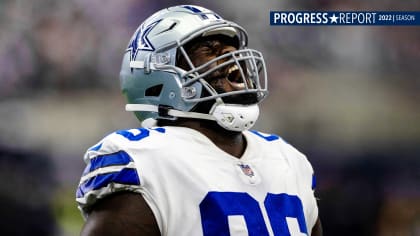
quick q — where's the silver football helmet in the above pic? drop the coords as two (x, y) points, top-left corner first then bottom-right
(120, 5), (268, 131)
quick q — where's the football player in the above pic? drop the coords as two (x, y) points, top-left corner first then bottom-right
(76, 5), (322, 236)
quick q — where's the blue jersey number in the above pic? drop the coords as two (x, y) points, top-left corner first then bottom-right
(116, 127), (165, 141)
(200, 192), (308, 236)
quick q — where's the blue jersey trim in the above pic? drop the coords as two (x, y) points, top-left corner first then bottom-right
(76, 168), (140, 198)
(151, 127), (166, 133)
(311, 175), (316, 190)
(89, 142), (103, 151)
(82, 151), (133, 176)
(249, 130), (280, 141)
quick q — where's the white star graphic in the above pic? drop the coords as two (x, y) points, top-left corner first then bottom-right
(330, 14), (338, 24)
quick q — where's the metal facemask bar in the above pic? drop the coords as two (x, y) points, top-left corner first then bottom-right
(172, 21), (268, 104)
(177, 46), (268, 104)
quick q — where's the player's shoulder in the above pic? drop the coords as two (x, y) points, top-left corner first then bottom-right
(77, 127), (168, 216)
(246, 129), (310, 163)
(246, 130), (316, 191)
(83, 127), (167, 160)
(245, 130), (292, 150)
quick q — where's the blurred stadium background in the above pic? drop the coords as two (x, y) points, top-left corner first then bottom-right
(0, 0), (419, 235)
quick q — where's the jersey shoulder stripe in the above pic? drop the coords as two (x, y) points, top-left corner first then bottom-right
(82, 150), (133, 175)
(76, 127), (167, 216)
(76, 151), (140, 200)
(76, 168), (140, 198)
(76, 149), (140, 215)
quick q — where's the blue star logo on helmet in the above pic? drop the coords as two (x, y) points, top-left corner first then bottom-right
(127, 20), (161, 60)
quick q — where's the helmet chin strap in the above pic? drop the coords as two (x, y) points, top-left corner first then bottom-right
(209, 101), (259, 131)
(125, 102), (259, 132)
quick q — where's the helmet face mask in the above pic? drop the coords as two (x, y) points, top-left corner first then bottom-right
(120, 5), (268, 131)
(176, 35), (266, 103)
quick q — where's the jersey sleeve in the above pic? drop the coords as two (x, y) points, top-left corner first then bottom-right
(75, 132), (142, 219)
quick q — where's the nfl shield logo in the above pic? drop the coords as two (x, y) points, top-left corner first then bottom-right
(238, 163), (254, 177)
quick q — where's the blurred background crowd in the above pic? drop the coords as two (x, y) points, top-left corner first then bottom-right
(0, 0), (419, 235)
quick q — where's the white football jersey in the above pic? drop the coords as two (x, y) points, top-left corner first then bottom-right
(76, 126), (318, 236)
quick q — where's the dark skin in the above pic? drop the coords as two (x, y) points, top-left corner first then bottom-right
(81, 37), (322, 236)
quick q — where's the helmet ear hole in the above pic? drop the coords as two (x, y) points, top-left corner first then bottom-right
(145, 84), (163, 97)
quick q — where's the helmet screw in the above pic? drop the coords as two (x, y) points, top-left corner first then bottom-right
(169, 91), (176, 99)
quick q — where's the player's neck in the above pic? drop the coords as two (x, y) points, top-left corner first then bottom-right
(160, 119), (246, 158)
(196, 121), (246, 159)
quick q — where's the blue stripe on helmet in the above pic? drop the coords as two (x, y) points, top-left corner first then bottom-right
(182, 5), (209, 19)
(182, 5), (202, 13)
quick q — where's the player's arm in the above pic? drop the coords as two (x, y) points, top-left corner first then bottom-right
(81, 192), (161, 236)
(311, 217), (323, 236)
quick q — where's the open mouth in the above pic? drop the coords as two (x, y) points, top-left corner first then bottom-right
(226, 64), (246, 89)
